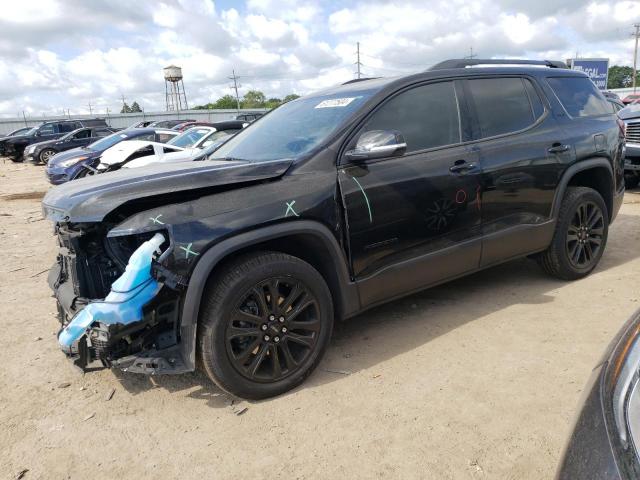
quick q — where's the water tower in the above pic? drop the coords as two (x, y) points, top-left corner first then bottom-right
(164, 65), (189, 111)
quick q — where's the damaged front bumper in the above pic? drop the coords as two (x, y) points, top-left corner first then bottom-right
(50, 226), (191, 375)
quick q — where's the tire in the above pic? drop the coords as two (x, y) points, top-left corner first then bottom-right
(538, 186), (608, 280)
(197, 251), (334, 399)
(9, 155), (23, 163)
(39, 148), (56, 165)
(625, 173), (640, 190)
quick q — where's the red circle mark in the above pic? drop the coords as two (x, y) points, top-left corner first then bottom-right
(455, 189), (467, 204)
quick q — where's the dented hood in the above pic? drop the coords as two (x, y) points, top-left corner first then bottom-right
(42, 158), (293, 222)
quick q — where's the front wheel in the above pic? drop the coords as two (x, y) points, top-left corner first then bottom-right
(198, 252), (334, 399)
(39, 148), (56, 164)
(538, 186), (608, 280)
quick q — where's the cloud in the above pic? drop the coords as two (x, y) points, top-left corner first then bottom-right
(0, 0), (638, 117)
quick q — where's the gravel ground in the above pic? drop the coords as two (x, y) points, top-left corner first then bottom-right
(1, 160), (640, 480)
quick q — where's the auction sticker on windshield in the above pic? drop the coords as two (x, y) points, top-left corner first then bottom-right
(315, 97), (360, 108)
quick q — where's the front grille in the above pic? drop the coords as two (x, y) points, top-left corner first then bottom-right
(627, 122), (640, 144)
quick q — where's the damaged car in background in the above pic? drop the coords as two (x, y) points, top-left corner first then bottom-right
(43, 59), (624, 399)
(45, 127), (179, 185)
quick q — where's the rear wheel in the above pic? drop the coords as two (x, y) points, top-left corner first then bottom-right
(538, 186), (608, 280)
(198, 252), (333, 399)
(39, 148), (56, 164)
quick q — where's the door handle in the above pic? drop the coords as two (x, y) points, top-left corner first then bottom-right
(548, 143), (570, 154)
(449, 160), (477, 174)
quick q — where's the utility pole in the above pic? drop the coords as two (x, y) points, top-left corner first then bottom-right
(120, 94), (127, 113)
(633, 23), (640, 93)
(22, 111), (27, 127)
(464, 47), (477, 59)
(355, 42), (363, 79)
(87, 102), (92, 115)
(228, 70), (241, 113)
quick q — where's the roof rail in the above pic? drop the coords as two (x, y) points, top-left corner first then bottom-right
(429, 59), (567, 70)
(342, 77), (379, 85)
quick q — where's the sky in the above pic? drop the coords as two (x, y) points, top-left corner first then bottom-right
(1, 0), (639, 118)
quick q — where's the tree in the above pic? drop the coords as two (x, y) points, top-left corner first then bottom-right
(265, 97), (282, 109)
(283, 93), (300, 103)
(214, 94), (239, 109)
(120, 102), (130, 114)
(130, 101), (142, 113)
(241, 90), (266, 108)
(608, 65), (639, 89)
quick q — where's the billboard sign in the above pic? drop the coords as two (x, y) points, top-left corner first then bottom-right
(569, 58), (609, 90)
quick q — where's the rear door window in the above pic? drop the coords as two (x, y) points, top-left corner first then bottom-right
(74, 129), (91, 139)
(39, 124), (57, 135)
(362, 81), (461, 153)
(468, 77), (541, 139)
(58, 123), (76, 133)
(546, 76), (611, 117)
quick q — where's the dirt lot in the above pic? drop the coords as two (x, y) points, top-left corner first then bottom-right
(1, 160), (640, 480)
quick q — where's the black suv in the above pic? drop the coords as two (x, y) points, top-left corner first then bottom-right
(43, 59), (625, 399)
(24, 126), (117, 164)
(4, 118), (108, 161)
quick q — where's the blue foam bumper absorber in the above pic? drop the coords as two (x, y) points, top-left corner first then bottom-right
(58, 233), (165, 349)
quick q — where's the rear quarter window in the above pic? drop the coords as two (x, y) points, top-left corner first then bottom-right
(547, 77), (611, 117)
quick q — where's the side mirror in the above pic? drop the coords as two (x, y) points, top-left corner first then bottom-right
(345, 130), (407, 161)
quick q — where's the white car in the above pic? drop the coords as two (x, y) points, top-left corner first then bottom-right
(97, 140), (184, 172)
(122, 122), (246, 169)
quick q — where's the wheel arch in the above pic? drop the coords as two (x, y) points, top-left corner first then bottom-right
(552, 158), (614, 223)
(178, 220), (360, 371)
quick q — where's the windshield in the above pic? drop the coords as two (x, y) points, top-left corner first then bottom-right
(212, 92), (374, 162)
(10, 127), (31, 136)
(168, 128), (212, 148)
(87, 131), (135, 151)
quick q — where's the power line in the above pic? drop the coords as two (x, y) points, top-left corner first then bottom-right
(228, 69), (242, 112)
(355, 42), (363, 79)
(464, 47), (477, 59)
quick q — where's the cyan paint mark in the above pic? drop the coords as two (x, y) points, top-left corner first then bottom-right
(351, 177), (373, 224)
(179, 243), (199, 259)
(150, 214), (165, 225)
(285, 200), (300, 217)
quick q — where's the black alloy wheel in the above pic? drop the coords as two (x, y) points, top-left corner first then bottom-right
(198, 251), (333, 399)
(565, 200), (605, 269)
(225, 278), (321, 383)
(538, 186), (609, 280)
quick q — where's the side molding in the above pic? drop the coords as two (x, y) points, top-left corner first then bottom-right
(178, 220), (359, 370)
